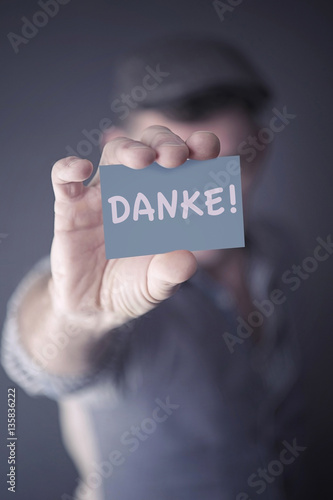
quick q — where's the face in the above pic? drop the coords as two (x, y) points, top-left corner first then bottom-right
(106, 107), (264, 268)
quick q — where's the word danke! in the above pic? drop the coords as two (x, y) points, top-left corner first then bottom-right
(108, 186), (237, 224)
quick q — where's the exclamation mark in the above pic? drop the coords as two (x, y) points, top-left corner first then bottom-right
(229, 185), (237, 213)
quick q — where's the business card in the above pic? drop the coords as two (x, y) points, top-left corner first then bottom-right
(99, 155), (244, 259)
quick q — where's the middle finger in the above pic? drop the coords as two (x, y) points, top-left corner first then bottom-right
(140, 125), (189, 168)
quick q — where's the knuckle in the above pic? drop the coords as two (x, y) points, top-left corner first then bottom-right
(145, 125), (170, 133)
(106, 136), (130, 148)
(154, 131), (175, 143)
(144, 130), (184, 149)
(141, 125), (171, 141)
(52, 156), (79, 175)
(101, 137), (131, 159)
(52, 157), (70, 171)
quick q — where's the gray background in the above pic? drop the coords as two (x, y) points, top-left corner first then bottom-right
(0, 0), (332, 498)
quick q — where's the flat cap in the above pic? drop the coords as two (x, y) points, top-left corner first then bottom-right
(110, 36), (271, 113)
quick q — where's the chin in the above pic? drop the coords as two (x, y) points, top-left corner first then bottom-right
(193, 249), (224, 268)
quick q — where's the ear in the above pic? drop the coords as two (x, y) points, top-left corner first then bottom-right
(100, 126), (127, 149)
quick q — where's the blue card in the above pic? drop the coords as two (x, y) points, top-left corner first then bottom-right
(99, 156), (244, 259)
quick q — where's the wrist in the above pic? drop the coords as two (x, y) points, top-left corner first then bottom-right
(47, 277), (125, 338)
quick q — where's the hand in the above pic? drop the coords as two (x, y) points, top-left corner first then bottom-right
(49, 125), (220, 329)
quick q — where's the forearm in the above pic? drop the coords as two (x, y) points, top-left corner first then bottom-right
(17, 271), (122, 377)
(1, 258), (133, 400)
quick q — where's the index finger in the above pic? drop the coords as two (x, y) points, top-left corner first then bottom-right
(88, 137), (156, 187)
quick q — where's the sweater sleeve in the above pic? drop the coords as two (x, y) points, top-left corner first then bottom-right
(0, 257), (129, 400)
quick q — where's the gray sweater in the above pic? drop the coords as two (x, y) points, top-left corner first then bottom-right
(1, 223), (302, 500)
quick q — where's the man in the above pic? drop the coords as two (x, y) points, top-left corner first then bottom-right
(1, 37), (303, 500)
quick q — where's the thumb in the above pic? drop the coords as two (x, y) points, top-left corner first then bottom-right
(147, 250), (197, 302)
